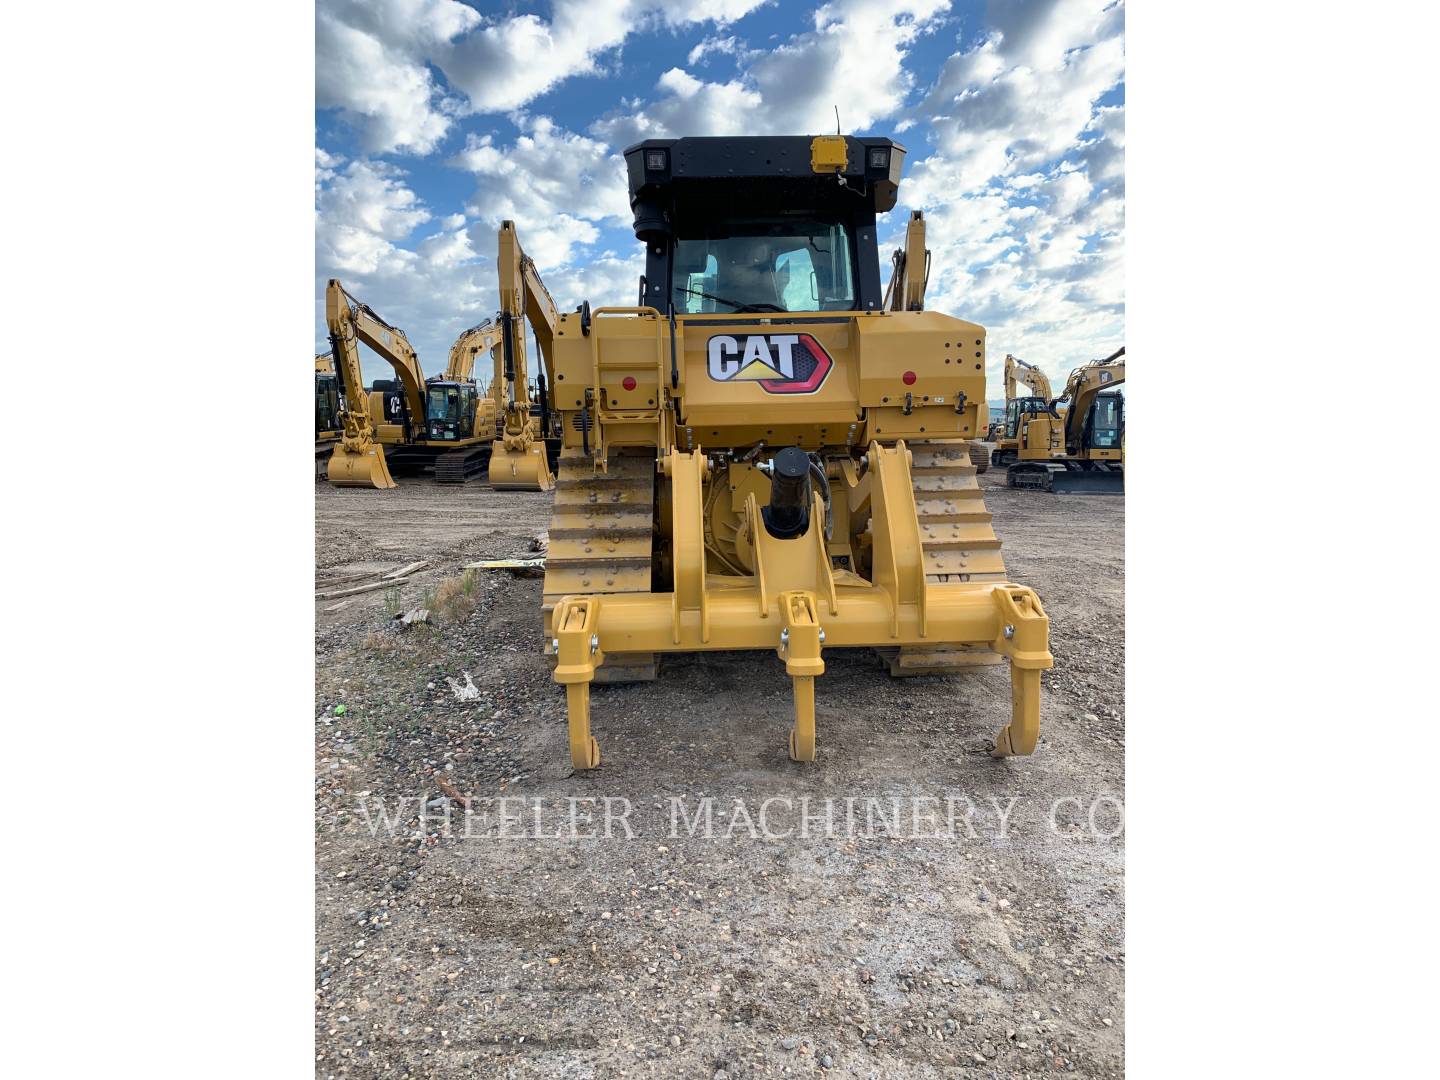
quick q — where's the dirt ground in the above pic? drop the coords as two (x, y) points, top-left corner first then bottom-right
(315, 464), (1124, 1079)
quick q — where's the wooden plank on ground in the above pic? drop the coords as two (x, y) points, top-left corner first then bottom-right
(316, 579), (406, 601)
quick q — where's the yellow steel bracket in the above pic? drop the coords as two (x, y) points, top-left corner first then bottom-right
(666, 450), (710, 644)
(988, 585), (1053, 759)
(810, 134), (848, 173)
(553, 597), (604, 769)
(860, 441), (928, 638)
(778, 591), (825, 761)
(744, 492), (838, 619)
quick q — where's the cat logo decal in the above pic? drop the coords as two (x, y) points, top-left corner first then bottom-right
(706, 333), (833, 394)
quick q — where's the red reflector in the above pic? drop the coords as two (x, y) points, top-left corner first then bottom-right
(902, 370), (917, 385)
(622, 376), (636, 391)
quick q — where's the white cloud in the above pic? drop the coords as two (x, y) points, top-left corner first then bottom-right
(548, 249), (647, 313)
(315, 158), (431, 275)
(318, 0), (771, 154)
(315, 153), (497, 385)
(915, 0), (1125, 186)
(452, 115), (632, 269)
(891, 0), (1127, 387)
(438, 1), (770, 114)
(593, 0), (947, 145)
(312, 0), (1127, 396)
(687, 34), (741, 65)
(315, 0), (479, 155)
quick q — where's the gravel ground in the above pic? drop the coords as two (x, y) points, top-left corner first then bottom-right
(315, 468), (1124, 1078)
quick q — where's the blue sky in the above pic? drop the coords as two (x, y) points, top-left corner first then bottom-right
(316, 0), (1125, 391)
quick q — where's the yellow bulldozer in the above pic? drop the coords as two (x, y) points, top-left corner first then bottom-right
(539, 134), (1052, 769)
(1004, 347), (1125, 494)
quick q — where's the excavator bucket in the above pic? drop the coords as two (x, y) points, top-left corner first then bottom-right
(488, 443), (553, 491)
(327, 443), (397, 489)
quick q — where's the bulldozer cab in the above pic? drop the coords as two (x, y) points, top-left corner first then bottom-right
(424, 380), (478, 441)
(671, 219), (857, 314)
(628, 135), (902, 317)
(1083, 391), (1124, 450)
(1005, 396), (1051, 438)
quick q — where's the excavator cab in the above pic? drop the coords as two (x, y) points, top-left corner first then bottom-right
(1005, 395), (1052, 438)
(315, 371), (340, 438)
(424, 380), (478, 441)
(1082, 391), (1124, 452)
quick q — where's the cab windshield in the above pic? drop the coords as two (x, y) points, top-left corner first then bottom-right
(1089, 395), (1122, 448)
(672, 217), (855, 314)
(427, 386), (461, 422)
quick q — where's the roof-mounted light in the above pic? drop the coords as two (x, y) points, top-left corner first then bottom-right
(868, 147), (890, 171)
(644, 149), (668, 171)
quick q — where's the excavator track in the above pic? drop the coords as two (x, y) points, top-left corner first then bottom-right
(542, 449), (658, 683)
(433, 446), (491, 484)
(1007, 460), (1124, 495)
(882, 440), (1008, 676)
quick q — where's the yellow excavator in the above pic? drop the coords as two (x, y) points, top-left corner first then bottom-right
(989, 354), (1054, 469)
(489, 221), (560, 490)
(540, 134), (1052, 769)
(1005, 347), (1125, 494)
(427, 318), (504, 482)
(325, 281), (527, 487)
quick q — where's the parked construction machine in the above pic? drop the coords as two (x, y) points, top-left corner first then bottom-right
(990, 354), (1054, 469)
(490, 220), (560, 490)
(540, 134), (1052, 769)
(324, 280), (546, 486)
(1005, 347), (1125, 494)
(426, 318), (503, 481)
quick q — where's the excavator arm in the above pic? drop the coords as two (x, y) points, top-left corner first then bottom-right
(445, 319), (502, 384)
(325, 280), (395, 487)
(332, 284), (427, 431)
(490, 221), (558, 490)
(324, 278), (429, 488)
(883, 210), (929, 311)
(1004, 353), (1053, 400)
(1057, 346), (1125, 452)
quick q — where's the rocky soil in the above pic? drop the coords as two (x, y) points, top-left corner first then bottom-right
(315, 470), (1124, 1078)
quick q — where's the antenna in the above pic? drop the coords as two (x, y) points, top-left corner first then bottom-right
(834, 105), (841, 135)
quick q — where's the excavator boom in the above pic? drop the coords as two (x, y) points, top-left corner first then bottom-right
(445, 320), (501, 384)
(488, 221), (558, 490)
(325, 279), (397, 488)
(1058, 346), (1125, 451)
(883, 210), (929, 312)
(1004, 353), (1053, 400)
